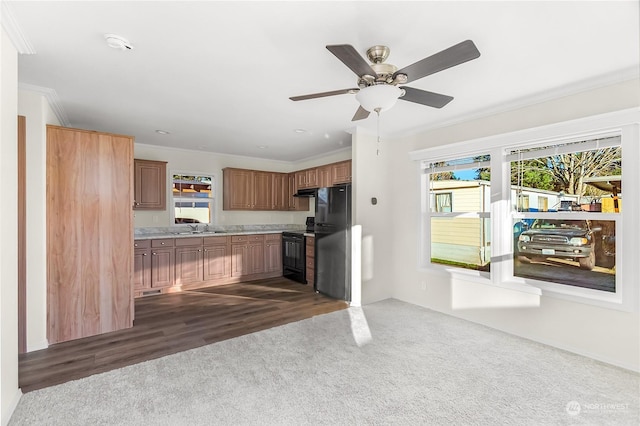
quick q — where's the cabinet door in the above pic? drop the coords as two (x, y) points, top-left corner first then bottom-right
(134, 159), (166, 210)
(306, 168), (319, 189)
(296, 170), (307, 189)
(331, 160), (352, 184)
(231, 244), (249, 277)
(248, 242), (265, 274)
(272, 173), (288, 211)
(265, 235), (283, 273)
(175, 246), (203, 285)
(318, 165), (332, 188)
(253, 171), (273, 210)
(204, 244), (231, 280)
(151, 248), (174, 288)
(134, 248), (151, 291)
(288, 173), (309, 211)
(223, 168), (253, 210)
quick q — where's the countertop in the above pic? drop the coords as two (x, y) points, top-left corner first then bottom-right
(134, 228), (305, 241)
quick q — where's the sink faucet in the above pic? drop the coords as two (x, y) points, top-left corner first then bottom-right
(188, 224), (199, 232)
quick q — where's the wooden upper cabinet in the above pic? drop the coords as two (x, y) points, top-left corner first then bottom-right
(272, 173), (288, 210)
(295, 170), (307, 189)
(223, 168), (254, 210)
(47, 125), (134, 344)
(332, 160), (352, 184)
(253, 171), (273, 210)
(134, 159), (167, 210)
(305, 168), (319, 189)
(288, 173), (309, 211)
(318, 164), (332, 188)
(224, 168), (291, 211)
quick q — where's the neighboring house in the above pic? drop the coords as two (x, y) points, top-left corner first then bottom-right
(429, 180), (579, 267)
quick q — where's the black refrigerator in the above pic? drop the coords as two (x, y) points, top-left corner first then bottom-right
(314, 185), (351, 301)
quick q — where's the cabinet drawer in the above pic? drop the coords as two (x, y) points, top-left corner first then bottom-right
(175, 237), (203, 246)
(232, 234), (265, 243)
(306, 257), (314, 270)
(265, 233), (281, 241)
(151, 238), (174, 248)
(203, 236), (229, 245)
(134, 240), (151, 249)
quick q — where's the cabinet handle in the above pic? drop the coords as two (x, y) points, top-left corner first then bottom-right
(142, 253), (147, 256)
(152, 252), (157, 256)
(198, 249), (202, 252)
(160, 242), (165, 245)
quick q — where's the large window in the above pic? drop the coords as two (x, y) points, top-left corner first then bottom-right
(412, 110), (638, 310)
(172, 173), (214, 224)
(510, 138), (620, 293)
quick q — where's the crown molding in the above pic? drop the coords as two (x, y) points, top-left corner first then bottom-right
(19, 83), (70, 126)
(393, 67), (640, 140)
(1, 2), (35, 54)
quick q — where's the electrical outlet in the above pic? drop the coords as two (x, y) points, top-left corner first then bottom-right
(420, 280), (427, 291)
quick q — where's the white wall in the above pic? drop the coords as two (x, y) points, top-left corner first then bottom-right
(17, 90), (59, 352)
(352, 129), (394, 304)
(0, 27), (20, 426)
(133, 144), (350, 228)
(384, 79), (640, 370)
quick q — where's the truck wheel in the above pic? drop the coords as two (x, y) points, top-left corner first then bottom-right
(578, 248), (595, 270)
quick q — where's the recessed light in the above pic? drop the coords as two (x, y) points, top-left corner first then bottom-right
(257, 145), (269, 149)
(155, 130), (170, 135)
(294, 129), (307, 134)
(104, 34), (134, 50)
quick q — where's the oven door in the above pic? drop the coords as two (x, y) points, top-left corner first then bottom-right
(282, 233), (305, 283)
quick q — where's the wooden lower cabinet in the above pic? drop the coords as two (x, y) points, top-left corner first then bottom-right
(203, 236), (231, 281)
(231, 234), (265, 277)
(151, 247), (175, 289)
(265, 234), (282, 274)
(306, 236), (315, 287)
(135, 233), (283, 297)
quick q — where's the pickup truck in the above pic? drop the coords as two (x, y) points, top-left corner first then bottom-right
(517, 219), (601, 270)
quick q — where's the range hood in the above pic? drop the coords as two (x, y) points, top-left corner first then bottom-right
(294, 188), (317, 197)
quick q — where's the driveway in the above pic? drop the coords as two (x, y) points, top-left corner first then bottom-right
(514, 256), (615, 292)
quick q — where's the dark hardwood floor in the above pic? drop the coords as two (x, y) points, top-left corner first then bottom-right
(19, 278), (348, 393)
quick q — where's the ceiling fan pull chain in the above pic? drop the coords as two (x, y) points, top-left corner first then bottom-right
(376, 108), (381, 156)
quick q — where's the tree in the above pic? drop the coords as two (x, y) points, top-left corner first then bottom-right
(525, 147), (621, 196)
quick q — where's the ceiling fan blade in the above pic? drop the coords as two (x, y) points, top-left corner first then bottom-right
(351, 106), (370, 121)
(394, 40), (480, 84)
(326, 44), (377, 78)
(290, 88), (359, 101)
(400, 86), (454, 109)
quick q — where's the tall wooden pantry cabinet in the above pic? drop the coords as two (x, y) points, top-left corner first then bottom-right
(47, 125), (134, 344)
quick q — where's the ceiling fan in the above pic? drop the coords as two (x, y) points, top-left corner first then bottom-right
(290, 40), (480, 121)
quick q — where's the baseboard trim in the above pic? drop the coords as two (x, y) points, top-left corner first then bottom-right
(1, 388), (22, 426)
(27, 339), (48, 353)
(391, 298), (639, 373)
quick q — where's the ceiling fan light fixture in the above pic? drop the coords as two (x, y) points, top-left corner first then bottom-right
(355, 84), (402, 112)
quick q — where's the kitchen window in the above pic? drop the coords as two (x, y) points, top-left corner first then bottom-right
(410, 109), (639, 311)
(172, 173), (214, 224)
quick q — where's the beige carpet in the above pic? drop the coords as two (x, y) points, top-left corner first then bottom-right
(9, 299), (639, 425)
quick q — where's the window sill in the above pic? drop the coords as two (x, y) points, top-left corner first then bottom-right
(420, 264), (633, 311)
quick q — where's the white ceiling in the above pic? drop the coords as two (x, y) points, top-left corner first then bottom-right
(6, 1), (639, 162)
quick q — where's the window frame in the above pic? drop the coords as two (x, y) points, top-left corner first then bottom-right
(410, 108), (639, 312)
(170, 169), (217, 226)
